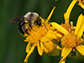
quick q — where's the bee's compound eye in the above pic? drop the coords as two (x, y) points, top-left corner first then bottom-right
(35, 19), (41, 26)
(34, 21), (38, 25)
(37, 21), (41, 26)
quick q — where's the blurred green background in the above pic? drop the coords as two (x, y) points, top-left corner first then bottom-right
(0, 0), (84, 63)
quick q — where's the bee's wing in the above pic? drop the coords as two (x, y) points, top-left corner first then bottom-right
(9, 16), (24, 24)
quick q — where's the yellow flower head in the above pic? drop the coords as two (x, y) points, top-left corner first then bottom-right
(51, 14), (84, 63)
(77, 0), (84, 9)
(50, 0), (84, 63)
(51, 1), (84, 62)
(24, 7), (61, 63)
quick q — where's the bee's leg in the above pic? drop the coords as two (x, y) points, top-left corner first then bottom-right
(25, 29), (30, 35)
(29, 24), (32, 28)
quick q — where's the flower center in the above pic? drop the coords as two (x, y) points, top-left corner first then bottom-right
(25, 23), (50, 43)
(61, 32), (83, 48)
(61, 21), (73, 33)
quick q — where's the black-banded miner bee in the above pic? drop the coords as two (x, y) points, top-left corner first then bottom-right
(9, 12), (43, 35)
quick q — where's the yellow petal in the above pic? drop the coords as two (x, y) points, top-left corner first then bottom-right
(56, 45), (62, 50)
(60, 47), (72, 61)
(40, 42), (49, 53)
(73, 26), (76, 29)
(76, 45), (84, 55)
(43, 41), (55, 53)
(59, 59), (66, 63)
(41, 30), (57, 42)
(51, 22), (69, 35)
(46, 7), (56, 22)
(45, 30), (57, 39)
(77, 22), (84, 37)
(41, 36), (50, 42)
(64, 0), (77, 22)
(75, 14), (83, 37)
(75, 14), (82, 35)
(24, 44), (36, 63)
(37, 42), (43, 56)
(56, 32), (62, 38)
(83, 15), (84, 31)
(26, 43), (31, 53)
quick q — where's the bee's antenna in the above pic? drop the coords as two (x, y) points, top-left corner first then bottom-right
(42, 22), (48, 31)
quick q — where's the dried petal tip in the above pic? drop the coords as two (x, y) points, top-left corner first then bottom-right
(70, 21), (73, 27)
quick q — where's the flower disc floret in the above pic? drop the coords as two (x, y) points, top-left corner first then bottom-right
(61, 32), (83, 48)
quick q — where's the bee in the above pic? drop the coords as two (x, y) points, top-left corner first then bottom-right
(9, 12), (42, 35)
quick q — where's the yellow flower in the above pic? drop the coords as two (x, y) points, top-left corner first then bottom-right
(51, 14), (84, 63)
(51, 1), (84, 62)
(24, 7), (62, 63)
(76, 0), (84, 9)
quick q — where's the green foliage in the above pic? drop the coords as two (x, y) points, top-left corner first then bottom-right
(49, 46), (61, 56)
(69, 50), (84, 61)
